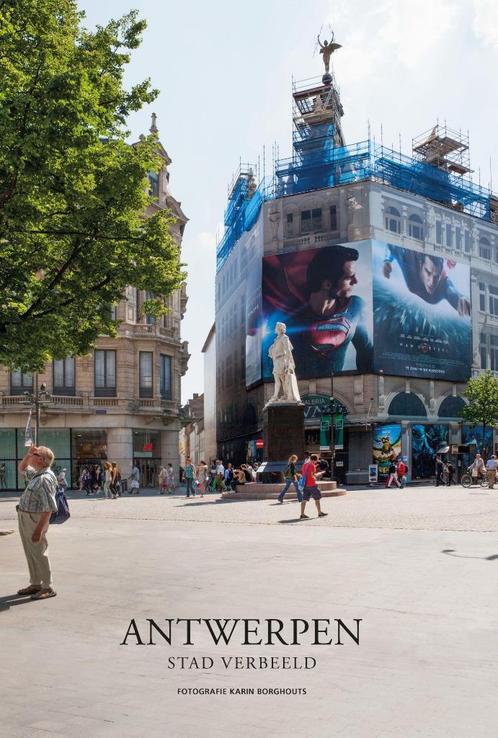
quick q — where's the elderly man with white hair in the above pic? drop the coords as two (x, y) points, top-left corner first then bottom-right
(16, 444), (58, 600)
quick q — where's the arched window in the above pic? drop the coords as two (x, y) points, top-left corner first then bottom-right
(408, 213), (424, 240)
(438, 396), (466, 419)
(385, 206), (401, 234)
(479, 236), (491, 260)
(388, 392), (427, 417)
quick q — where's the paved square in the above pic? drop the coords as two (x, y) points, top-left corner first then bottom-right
(1, 486), (497, 738)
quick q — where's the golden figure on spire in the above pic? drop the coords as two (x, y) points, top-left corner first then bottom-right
(317, 32), (342, 75)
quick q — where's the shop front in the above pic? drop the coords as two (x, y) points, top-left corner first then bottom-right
(133, 430), (161, 487)
(0, 428), (108, 490)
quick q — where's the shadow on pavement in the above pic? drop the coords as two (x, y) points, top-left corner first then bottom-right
(0, 593), (38, 612)
(442, 549), (498, 561)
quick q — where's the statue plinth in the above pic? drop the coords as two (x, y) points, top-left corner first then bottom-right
(262, 403), (305, 468)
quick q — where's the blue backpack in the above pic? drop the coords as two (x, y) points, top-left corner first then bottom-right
(297, 462), (309, 493)
(50, 486), (70, 525)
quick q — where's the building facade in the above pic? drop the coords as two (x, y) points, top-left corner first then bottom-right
(214, 45), (498, 483)
(0, 123), (189, 490)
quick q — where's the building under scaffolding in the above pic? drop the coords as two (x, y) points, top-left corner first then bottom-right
(217, 81), (495, 271)
(214, 35), (498, 483)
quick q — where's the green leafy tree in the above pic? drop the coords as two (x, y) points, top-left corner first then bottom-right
(0, 0), (184, 370)
(462, 370), (498, 458)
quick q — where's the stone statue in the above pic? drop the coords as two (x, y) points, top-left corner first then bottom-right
(266, 322), (302, 405)
(317, 34), (342, 74)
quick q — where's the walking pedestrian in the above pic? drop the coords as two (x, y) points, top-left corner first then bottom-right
(196, 460), (208, 497)
(111, 462), (122, 497)
(16, 445), (58, 600)
(130, 462), (140, 495)
(435, 455), (445, 487)
(386, 461), (401, 488)
(103, 462), (113, 499)
(277, 454), (302, 503)
(166, 463), (175, 494)
(184, 458), (195, 497)
(57, 468), (68, 493)
(485, 454), (498, 489)
(158, 466), (168, 495)
(299, 454), (328, 520)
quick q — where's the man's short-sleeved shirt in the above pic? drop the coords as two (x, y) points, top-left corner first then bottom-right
(486, 459), (498, 470)
(19, 467), (58, 513)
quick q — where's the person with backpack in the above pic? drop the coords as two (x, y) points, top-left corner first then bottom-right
(277, 454), (302, 503)
(299, 454), (328, 520)
(16, 445), (58, 600)
(386, 460), (401, 488)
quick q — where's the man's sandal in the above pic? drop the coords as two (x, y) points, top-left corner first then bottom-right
(30, 588), (57, 600)
(17, 585), (42, 596)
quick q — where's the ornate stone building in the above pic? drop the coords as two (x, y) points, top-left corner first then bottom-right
(0, 120), (189, 490)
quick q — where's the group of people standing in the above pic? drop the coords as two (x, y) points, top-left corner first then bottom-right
(181, 458), (260, 497)
(78, 463), (124, 498)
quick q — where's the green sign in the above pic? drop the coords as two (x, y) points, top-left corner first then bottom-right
(334, 414), (344, 450)
(319, 415), (331, 450)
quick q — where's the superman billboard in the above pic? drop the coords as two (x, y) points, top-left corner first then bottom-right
(262, 241), (373, 380)
(372, 242), (471, 381)
(261, 239), (471, 382)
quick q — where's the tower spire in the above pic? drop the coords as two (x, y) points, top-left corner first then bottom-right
(150, 112), (158, 134)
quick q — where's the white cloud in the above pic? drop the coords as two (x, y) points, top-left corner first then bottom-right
(472, 0), (498, 48)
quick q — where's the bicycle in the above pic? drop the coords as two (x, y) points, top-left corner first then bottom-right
(461, 473), (488, 488)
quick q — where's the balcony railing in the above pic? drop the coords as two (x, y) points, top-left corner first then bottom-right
(0, 394), (180, 415)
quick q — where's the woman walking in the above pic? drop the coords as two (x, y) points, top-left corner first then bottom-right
(111, 462), (122, 498)
(196, 460), (208, 497)
(278, 455), (302, 503)
(158, 466), (168, 495)
(166, 463), (175, 494)
(103, 462), (113, 499)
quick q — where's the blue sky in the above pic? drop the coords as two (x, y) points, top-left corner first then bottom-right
(79, 0), (498, 401)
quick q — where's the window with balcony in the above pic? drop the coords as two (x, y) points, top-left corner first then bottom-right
(479, 236), (491, 260)
(479, 282), (486, 312)
(436, 221), (442, 244)
(94, 350), (116, 397)
(139, 352), (153, 398)
(160, 354), (172, 400)
(330, 204), (338, 231)
(10, 371), (33, 395)
(301, 208), (322, 234)
(489, 285), (498, 317)
(408, 213), (424, 240)
(53, 358), (75, 396)
(490, 335), (498, 371)
(385, 206), (401, 234)
(464, 230), (471, 253)
(286, 213), (293, 237)
(446, 224), (453, 247)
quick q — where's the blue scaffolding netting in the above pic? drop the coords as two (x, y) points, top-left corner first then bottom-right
(217, 120), (495, 272)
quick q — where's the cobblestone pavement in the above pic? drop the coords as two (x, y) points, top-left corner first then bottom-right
(1, 485), (498, 738)
(1, 483), (497, 532)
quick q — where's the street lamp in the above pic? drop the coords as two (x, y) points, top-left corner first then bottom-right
(22, 373), (51, 444)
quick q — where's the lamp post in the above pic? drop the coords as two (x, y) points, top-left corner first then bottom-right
(329, 373), (336, 481)
(22, 373), (52, 444)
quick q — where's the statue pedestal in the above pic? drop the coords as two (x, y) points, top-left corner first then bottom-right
(260, 403), (305, 482)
